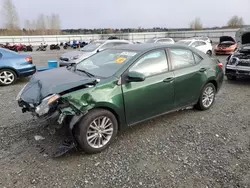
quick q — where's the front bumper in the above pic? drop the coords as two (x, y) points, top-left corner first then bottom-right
(225, 65), (250, 77)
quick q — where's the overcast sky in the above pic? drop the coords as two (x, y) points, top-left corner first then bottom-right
(4, 0), (250, 29)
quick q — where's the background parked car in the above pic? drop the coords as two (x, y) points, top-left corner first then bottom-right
(0, 48), (36, 86)
(145, 37), (175, 44)
(214, 36), (237, 55)
(176, 39), (213, 56)
(59, 39), (133, 67)
(225, 28), (250, 80)
(190, 36), (213, 44)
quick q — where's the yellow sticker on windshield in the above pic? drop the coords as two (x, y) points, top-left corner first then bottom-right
(115, 57), (127, 64)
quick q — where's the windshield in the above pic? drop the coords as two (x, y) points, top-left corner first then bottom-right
(80, 41), (105, 52)
(145, 39), (157, 43)
(176, 40), (192, 46)
(76, 49), (138, 78)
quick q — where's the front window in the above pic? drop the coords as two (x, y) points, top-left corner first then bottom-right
(176, 40), (192, 46)
(80, 41), (105, 52)
(76, 49), (138, 78)
(130, 50), (168, 76)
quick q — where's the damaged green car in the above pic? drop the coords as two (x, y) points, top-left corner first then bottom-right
(17, 43), (224, 154)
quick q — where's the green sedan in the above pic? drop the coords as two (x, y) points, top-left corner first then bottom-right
(17, 43), (224, 155)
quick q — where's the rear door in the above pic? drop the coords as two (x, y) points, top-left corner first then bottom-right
(167, 48), (206, 108)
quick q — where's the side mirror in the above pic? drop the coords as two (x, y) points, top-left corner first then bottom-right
(127, 71), (145, 82)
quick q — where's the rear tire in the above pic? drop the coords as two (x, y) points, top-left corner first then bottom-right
(0, 69), (17, 86)
(194, 83), (216, 111)
(74, 109), (118, 154)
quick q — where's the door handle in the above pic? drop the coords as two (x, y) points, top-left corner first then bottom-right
(163, 77), (174, 83)
(199, 68), (207, 72)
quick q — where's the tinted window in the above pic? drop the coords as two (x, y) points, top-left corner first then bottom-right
(193, 53), (203, 64)
(130, 50), (168, 77)
(169, 48), (196, 69)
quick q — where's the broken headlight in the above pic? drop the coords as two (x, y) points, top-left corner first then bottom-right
(35, 94), (60, 116)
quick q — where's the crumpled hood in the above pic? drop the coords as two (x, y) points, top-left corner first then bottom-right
(20, 67), (97, 105)
(236, 27), (250, 48)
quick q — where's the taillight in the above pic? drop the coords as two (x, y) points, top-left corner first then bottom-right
(218, 62), (223, 69)
(25, 57), (32, 63)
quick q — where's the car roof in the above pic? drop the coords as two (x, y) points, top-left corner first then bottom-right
(111, 43), (194, 51)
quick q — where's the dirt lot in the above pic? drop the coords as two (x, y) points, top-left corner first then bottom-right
(0, 50), (250, 188)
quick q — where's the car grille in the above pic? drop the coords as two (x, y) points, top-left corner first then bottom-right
(237, 61), (250, 67)
(60, 57), (69, 61)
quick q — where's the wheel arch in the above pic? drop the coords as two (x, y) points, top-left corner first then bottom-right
(0, 67), (18, 77)
(205, 79), (218, 91)
(90, 102), (125, 131)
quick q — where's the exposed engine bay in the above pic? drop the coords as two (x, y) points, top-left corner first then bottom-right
(225, 28), (250, 79)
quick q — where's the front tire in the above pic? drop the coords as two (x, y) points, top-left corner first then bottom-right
(75, 109), (118, 154)
(195, 83), (216, 111)
(0, 69), (17, 86)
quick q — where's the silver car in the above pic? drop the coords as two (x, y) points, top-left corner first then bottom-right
(59, 39), (133, 67)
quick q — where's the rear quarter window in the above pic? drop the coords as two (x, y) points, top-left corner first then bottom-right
(193, 53), (203, 64)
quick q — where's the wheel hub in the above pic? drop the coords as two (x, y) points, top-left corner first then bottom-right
(86, 116), (114, 149)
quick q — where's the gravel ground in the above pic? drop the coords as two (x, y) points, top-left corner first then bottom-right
(0, 50), (250, 188)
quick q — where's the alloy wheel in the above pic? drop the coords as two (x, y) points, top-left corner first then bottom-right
(0, 70), (15, 85)
(86, 116), (114, 149)
(202, 86), (215, 108)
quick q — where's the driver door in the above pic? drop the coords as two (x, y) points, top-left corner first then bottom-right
(121, 49), (175, 125)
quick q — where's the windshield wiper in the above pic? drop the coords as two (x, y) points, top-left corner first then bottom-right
(76, 69), (95, 77)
